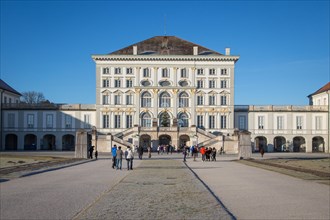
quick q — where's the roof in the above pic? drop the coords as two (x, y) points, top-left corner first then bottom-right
(109, 36), (223, 56)
(0, 79), (22, 96)
(308, 82), (330, 97)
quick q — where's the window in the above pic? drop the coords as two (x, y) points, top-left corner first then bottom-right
(103, 79), (110, 87)
(221, 68), (227, 75)
(197, 95), (204, 105)
(126, 115), (133, 128)
(84, 114), (91, 129)
(126, 79), (133, 88)
(209, 68), (216, 75)
(315, 116), (322, 130)
(8, 113), (15, 128)
(115, 68), (121, 74)
(126, 68), (133, 74)
(221, 96), (227, 105)
(114, 94), (121, 105)
(178, 113), (189, 127)
(209, 95), (215, 105)
(209, 115), (215, 129)
(296, 116), (303, 129)
(143, 68), (150, 77)
(197, 68), (204, 75)
(46, 114), (53, 128)
(103, 115), (109, 128)
(258, 116), (264, 129)
(162, 68), (169, 78)
(126, 94), (133, 105)
(221, 116), (227, 129)
(238, 116), (246, 130)
(181, 68), (187, 78)
(114, 79), (121, 88)
(27, 114), (34, 128)
(141, 92), (151, 107)
(141, 113), (152, 127)
(102, 95), (109, 105)
(277, 116), (283, 130)
(179, 92), (189, 107)
(197, 80), (204, 88)
(114, 115), (121, 128)
(159, 92), (171, 107)
(65, 115), (72, 128)
(197, 115), (204, 128)
(221, 80), (227, 88)
(103, 67), (110, 74)
(209, 80), (216, 88)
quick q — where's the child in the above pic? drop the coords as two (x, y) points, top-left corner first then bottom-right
(95, 150), (98, 160)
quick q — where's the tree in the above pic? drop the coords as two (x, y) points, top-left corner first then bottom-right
(20, 91), (46, 104)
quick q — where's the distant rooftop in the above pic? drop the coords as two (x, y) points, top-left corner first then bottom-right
(308, 82), (330, 97)
(0, 79), (21, 96)
(109, 36), (223, 56)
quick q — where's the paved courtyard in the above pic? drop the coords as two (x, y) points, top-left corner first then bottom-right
(0, 152), (329, 220)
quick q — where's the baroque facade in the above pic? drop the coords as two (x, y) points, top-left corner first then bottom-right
(0, 36), (329, 153)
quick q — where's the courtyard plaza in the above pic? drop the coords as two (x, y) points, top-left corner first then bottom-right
(0, 151), (329, 220)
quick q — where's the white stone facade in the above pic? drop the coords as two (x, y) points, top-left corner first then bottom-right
(0, 36), (329, 153)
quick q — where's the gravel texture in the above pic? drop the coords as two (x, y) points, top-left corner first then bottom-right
(74, 159), (233, 220)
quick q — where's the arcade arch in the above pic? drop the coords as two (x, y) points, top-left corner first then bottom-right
(5, 134), (18, 150)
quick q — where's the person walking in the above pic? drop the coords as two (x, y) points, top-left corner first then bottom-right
(116, 146), (123, 170)
(200, 146), (206, 162)
(111, 145), (117, 169)
(183, 147), (187, 162)
(126, 146), (134, 170)
(89, 146), (94, 159)
(138, 145), (143, 160)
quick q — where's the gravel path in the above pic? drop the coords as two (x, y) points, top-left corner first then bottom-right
(74, 158), (234, 220)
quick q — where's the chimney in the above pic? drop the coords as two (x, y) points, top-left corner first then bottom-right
(133, 45), (137, 55)
(193, 46), (198, 55)
(225, 48), (230, 55)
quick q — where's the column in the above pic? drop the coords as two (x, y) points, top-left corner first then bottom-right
(190, 89), (196, 126)
(134, 88), (141, 126)
(153, 88), (158, 123)
(135, 67), (140, 86)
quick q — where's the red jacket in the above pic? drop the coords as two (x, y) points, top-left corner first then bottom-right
(200, 147), (206, 155)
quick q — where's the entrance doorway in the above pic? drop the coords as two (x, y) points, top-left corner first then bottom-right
(159, 135), (171, 146)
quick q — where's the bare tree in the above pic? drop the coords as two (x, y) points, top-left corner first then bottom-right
(20, 91), (46, 104)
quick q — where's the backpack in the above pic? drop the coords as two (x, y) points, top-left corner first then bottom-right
(125, 150), (128, 159)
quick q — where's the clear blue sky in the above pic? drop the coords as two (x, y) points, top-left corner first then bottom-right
(1, 0), (329, 105)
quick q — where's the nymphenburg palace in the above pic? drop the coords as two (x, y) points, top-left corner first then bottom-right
(1, 36), (329, 153)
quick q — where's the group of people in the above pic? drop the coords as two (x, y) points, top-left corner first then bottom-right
(182, 145), (218, 162)
(156, 144), (175, 155)
(111, 145), (134, 170)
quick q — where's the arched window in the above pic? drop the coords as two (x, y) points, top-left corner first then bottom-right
(179, 92), (189, 107)
(141, 112), (152, 127)
(159, 112), (170, 127)
(178, 113), (189, 127)
(141, 92), (152, 107)
(159, 92), (171, 107)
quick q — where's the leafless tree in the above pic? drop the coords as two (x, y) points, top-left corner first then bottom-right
(20, 91), (46, 104)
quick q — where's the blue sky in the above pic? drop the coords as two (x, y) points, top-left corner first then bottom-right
(1, 0), (329, 105)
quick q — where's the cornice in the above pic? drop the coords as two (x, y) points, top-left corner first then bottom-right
(92, 55), (240, 62)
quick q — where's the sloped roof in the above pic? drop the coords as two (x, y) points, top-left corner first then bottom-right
(0, 79), (21, 96)
(308, 82), (330, 97)
(109, 36), (222, 56)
